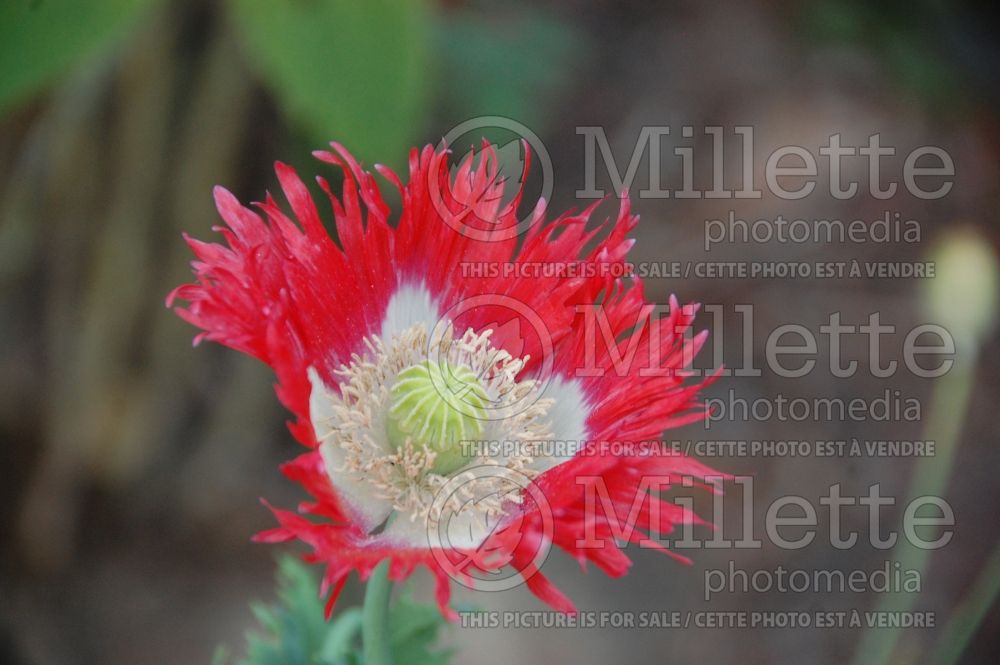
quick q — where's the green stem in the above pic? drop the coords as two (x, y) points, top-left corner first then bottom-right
(926, 540), (1000, 665)
(851, 350), (976, 665)
(363, 560), (394, 665)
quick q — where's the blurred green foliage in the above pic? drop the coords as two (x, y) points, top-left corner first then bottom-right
(214, 557), (450, 665)
(229, 0), (432, 164)
(0, 0), (156, 110)
(0, 0), (582, 166)
(435, 9), (582, 136)
(799, 0), (955, 106)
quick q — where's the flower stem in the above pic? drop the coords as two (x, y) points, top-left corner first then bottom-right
(362, 560), (394, 665)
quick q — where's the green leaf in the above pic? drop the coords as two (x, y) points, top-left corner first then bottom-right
(389, 598), (453, 665)
(318, 608), (362, 662)
(228, 0), (432, 165)
(0, 0), (156, 111)
(217, 557), (450, 665)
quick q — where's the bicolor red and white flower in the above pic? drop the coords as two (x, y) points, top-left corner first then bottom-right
(169, 140), (720, 619)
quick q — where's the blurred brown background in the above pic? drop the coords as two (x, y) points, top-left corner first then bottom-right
(2, 1), (1000, 664)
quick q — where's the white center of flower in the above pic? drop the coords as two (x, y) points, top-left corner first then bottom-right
(312, 322), (554, 533)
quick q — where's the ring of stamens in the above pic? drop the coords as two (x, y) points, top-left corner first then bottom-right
(315, 322), (553, 530)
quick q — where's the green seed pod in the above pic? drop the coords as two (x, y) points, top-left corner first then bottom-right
(385, 360), (489, 475)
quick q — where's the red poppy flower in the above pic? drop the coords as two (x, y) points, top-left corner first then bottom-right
(168, 141), (720, 619)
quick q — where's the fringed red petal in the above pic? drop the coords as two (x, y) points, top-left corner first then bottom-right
(171, 140), (724, 618)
